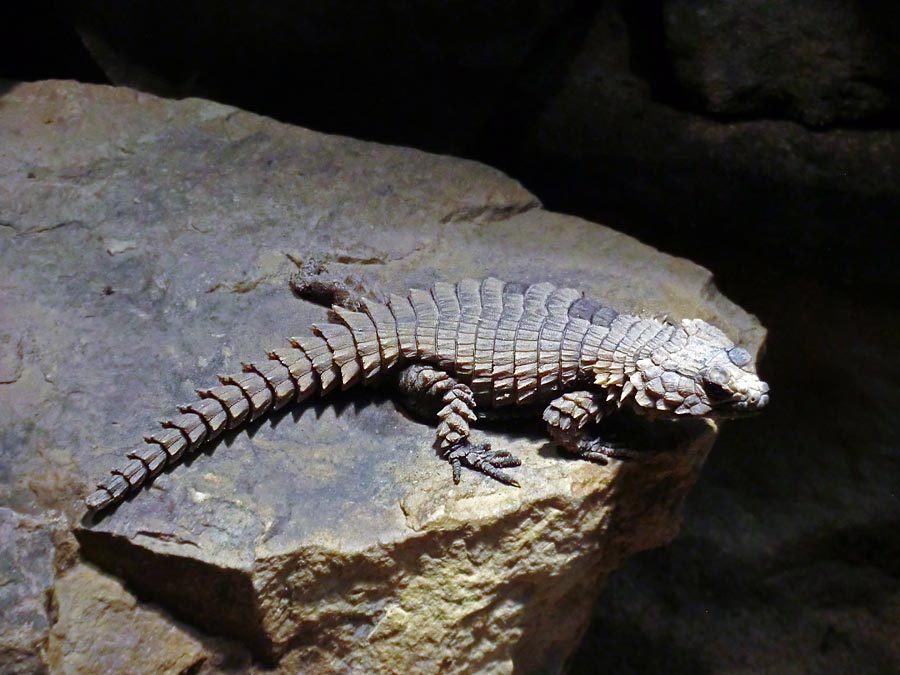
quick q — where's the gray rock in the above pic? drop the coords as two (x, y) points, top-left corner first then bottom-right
(0, 509), (60, 675)
(664, 0), (900, 127)
(0, 80), (763, 673)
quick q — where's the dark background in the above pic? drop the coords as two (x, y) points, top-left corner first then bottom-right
(4, 2), (898, 672)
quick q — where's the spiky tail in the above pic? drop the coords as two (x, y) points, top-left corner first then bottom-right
(83, 315), (379, 512)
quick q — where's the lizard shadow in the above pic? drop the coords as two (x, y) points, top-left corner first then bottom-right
(82, 388), (393, 526)
(388, 396), (701, 468)
(82, 389), (706, 527)
(534, 407), (708, 462)
(207, 385), (392, 454)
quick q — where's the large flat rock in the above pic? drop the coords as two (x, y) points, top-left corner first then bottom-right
(0, 80), (764, 673)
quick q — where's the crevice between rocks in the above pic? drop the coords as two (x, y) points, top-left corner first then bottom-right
(438, 198), (541, 225)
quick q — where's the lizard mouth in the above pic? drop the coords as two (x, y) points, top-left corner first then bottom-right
(741, 381), (770, 409)
(716, 382), (770, 416)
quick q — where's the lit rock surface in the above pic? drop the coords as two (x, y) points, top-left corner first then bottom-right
(0, 80), (764, 673)
(47, 564), (246, 675)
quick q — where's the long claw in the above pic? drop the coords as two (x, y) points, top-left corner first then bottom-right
(569, 449), (610, 465)
(443, 440), (522, 487)
(583, 439), (642, 461)
(558, 438), (641, 463)
(483, 466), (520, 487)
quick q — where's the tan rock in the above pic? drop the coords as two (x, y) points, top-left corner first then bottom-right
(46, 564), (220, 675)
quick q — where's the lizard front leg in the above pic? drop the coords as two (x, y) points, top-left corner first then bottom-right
(543, 391), (640, 463)
(396, 363), (521, 486)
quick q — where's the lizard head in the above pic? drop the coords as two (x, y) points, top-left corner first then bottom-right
(627, 318), (769, 418)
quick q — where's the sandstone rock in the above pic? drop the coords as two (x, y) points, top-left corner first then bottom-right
(47, 563), (248, 675)
(0, 80), (763, 673)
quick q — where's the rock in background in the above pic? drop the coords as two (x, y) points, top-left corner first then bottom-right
(3, 0), (899, 672)
(664, 0), (900, 127)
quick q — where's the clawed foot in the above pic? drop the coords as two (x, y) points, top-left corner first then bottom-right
(444, 440), (522, 487)
(561, 438), (641, 464)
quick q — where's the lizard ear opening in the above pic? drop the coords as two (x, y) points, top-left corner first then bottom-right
(703, 380), (731, 402)
(701, 366), (733, 402)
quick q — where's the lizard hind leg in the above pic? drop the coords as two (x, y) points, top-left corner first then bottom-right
(289, 262), (384, 312)
(543, 390), (641, 463)
(396, 363), (521, 487)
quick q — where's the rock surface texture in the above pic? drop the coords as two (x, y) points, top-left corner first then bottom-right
(0, 80), (764, 673)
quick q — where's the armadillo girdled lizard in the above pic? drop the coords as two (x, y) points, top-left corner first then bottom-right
(85, 277), (769, 512)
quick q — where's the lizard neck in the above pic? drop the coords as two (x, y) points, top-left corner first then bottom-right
(580, 315), (674, 406)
